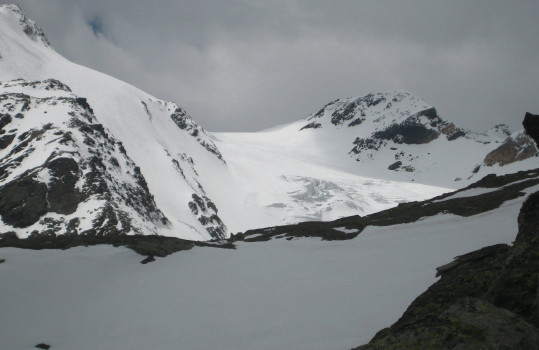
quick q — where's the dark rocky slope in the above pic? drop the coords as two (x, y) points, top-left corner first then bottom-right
(353, 192), (539, 349)
(354, 114), (539, 350)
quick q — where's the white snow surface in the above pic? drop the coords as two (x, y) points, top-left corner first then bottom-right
(1, 5), (537, 239)
(0, 5), (453, 238)
(211, 130), (448, 231)
(1, 185), (534, 350)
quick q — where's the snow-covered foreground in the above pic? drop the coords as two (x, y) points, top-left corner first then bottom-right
(1, 189), (531, 350)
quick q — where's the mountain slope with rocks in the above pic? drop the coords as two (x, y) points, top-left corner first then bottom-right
(0, 4), (456, 238)
(291, 91), (537, 186)
(1, 4), (537, 241)
(0, 4), (230, 240)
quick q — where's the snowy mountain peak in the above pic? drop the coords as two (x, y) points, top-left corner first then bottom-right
(302, 91), (433, 130)
(0, 4), (50, 48)
(288, 91), (538, 187)
(0, 7), (229, 240)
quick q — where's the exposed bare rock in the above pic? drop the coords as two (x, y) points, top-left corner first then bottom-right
(484, 131), (537, 166)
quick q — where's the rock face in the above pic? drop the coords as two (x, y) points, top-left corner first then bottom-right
(354, 189), (539, 349)
(0, 79), (169, 237)
(484, 130), (537, 166)
(523, 112), (539, 145)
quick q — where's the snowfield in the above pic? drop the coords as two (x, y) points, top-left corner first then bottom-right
(1, 4), (539, 350)
(1, 185), (534, 350)
(211, 129), (449, 232)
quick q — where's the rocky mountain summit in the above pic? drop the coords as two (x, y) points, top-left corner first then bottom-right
(0, 76), (227, 239)
(298, 91), (537, 185)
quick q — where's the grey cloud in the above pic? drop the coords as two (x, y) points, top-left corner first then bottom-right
(4, 0), (539, 132)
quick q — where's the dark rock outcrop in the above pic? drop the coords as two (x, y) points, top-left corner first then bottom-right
(372, 108), (441, 145)
(387, 161), (402, 170)
(523, 112), (539, 145)
(0, 80), (168, 237)
(354, 190), (539, 349)
(169, 106), (224, 162)
(188, 193), (227, 239)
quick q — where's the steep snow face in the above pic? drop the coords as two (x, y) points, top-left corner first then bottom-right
(0, 5), (226, 240)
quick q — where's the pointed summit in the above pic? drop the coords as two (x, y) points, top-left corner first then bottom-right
(0, 4), (50, 47)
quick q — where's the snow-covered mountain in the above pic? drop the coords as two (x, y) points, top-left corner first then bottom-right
(1, 5), (539, 349)
(211, 91), (537, 230)
(0, 4), (229, 240)
(0, 4), (451, 239)
(0, 4), (536, 240)
(287, 91), (537, 187)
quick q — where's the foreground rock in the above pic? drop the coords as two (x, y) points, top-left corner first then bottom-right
(354, 191), (539, 349)
(523, 112), (539, 145)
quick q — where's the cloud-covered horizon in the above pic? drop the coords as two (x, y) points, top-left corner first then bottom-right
(5, 0), (539, 132)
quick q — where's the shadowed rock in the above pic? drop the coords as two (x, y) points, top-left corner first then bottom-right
(523, 112), (539, 145)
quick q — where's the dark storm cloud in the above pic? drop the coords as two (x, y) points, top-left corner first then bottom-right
(5, 0), (539, 132)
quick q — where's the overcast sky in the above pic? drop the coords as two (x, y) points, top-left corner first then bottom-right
(6, 0), (539, 132)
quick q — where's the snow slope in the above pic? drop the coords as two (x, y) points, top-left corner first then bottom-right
(1, 180), (536, 350)
(0, 5), (229, 240)
(212, 130), (446, 230)
(0, 5), (454, 237)
(0, 4), (536, 239)
(227, 91), (536, 188)
(210, 92), (537, 230)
